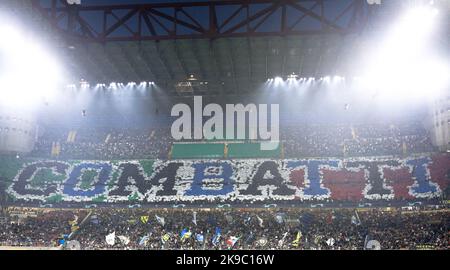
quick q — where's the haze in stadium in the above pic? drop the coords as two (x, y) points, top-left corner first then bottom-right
(0, 0), (449, 254)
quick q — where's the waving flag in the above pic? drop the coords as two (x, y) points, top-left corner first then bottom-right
(245, 231), (254, 245)
(256, 215), (264, 227)
(140, 216), (149, 224)
(161, 233), (170, 244)
(192, 211), (197, 226)
(118, 235), (130, 245)
(351, 215), (359, 225)
(292, 231), (302, 247)
(326, 238), (335, 247)
(139, 235), (150, 246)
(278, 232), (289, 248)
(69, 215), (78, 226)
(106, 232), (116, 246)
(180, 229), (192, 241)
(244, 216), (251, 225)
(196, 233), (204, 243)
(226, 236), (239, 248)
(212, 227), (221, 246)
(353, 210), (362, 226)
(155, 215), (165, 226)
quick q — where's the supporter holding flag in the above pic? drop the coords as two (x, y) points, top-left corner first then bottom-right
(140, 215), (149, 224)
(192, 211), (197, 226)
(244, 231), (254, 247)
(244, 216), (251, 225)
(351, 211), (361, 226)
(69, 215), (78, 226)
(161, 233), (170, 244)
(226, 236), (239, 249)
(180, 228), (192, 242)
(256, 215), (264, 227)
(196, 233), (204, 243)
(326, 238), (335, 247)
(292, 231), (302, 247)
(106, 232), (115, 246)
(58, 238), (66, 246)
(212, 227), (221, 246)
(278, 232), (289, 248)
(155, 215), (165, 226)
(139, 234), (150, 246)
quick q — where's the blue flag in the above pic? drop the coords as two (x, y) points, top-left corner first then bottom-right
(139, 235), (150, 246)
(212, 227), (221, 246)
(180, 228), (192, 240)
(196, 233), (204, 243)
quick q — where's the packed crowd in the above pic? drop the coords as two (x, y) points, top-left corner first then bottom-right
(29, 122), (436, 160)
(31, 127), (171, 160)
(282, 122), (436, 158)
(0, 207), (448, 250)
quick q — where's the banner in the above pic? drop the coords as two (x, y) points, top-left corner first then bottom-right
(3, 154), (449, 204)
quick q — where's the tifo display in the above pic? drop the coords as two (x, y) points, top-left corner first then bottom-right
(3, 154), (449, 204)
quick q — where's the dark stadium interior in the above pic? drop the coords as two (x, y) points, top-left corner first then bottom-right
(0, 0), (449, 251)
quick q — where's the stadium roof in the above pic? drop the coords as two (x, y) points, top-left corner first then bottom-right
(4, 0), (450, 95)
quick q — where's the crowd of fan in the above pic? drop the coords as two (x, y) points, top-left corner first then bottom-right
(0, 208), (86, 247)
(0, 207), (448, 250)
(29, 121), (436, 160)
(31, 127), (171, 160)
(282, 122), (436, 158)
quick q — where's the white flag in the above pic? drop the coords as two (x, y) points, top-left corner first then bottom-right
(256, 215), (264, 227)
(326, 238), (335, 246)
(118, 235), (130, 245)
(155, 215), (165, 226)
(278, 232), (288, 248)
(106, 232), (116, 246)
(193, 211), (197, 225)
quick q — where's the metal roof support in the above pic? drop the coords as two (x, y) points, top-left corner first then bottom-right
(32, 0), (369, 42)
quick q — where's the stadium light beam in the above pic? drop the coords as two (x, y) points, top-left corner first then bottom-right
(361, 5), (448, 100)
(0, 18), (63, 107)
